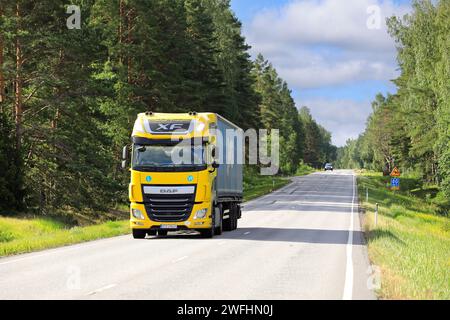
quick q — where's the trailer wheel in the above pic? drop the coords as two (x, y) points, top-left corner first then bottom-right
(223, 206), (233, 232)
(231, 203), (239, 230)
(224, 203), (237, 231)
(132, 229), (147, 239)
(232, 209), (238, 230)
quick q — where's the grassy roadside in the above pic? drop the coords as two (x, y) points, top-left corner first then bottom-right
(357, 171), (449, 300)
(0, 169), (311, 257)
(243, 175), (291, 202)
(0, 218), (129, 257)
(243, 163), (315, 201)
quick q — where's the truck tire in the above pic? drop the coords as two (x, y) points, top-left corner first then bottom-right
(223, 206), (233, 232)
(223, 217), (231, 231)
(200, 227), (214, 238)
(158, 230), (168, 236)
(200, 208), (216, 238)
(132, 229), (147, 239)
(224, 203), (238, 231)
(232, 208), (238, 230)
(231, 203), (238, 230)
(214, 205), (223, 235)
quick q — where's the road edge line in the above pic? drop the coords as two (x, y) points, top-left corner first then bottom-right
(343, 172), (355, 300)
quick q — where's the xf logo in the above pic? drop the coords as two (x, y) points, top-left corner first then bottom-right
(156, 123), (185, 131)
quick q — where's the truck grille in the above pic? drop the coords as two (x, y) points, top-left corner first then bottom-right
(143, 186), (196, 222)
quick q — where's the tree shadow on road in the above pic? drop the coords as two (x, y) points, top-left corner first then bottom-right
(150, 227), (366, 245)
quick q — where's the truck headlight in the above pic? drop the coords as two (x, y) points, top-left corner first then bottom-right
(132, 208), (145, 220)
(195, 208), (208, 219)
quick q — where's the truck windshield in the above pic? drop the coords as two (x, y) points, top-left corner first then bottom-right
(132, 144), (206, 171)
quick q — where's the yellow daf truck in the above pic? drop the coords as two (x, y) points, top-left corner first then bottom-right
(122, 112), (243, 239)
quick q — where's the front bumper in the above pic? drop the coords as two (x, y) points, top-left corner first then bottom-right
(130, 202), (213, 230)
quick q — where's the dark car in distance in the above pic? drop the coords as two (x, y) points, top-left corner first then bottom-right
(324, 163), (333, 171)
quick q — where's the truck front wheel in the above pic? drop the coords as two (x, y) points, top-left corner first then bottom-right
(200, 206), (217, 238)
(200, 227), (214, 238)
(214, 205), (223, 235)
(132, 229), (147, 239)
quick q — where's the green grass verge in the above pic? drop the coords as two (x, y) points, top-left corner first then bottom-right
(0, 217), (129, 257)
(295, 162), (316, 176)
(357, 171), (450, 300)
(243, 175), (291, 202)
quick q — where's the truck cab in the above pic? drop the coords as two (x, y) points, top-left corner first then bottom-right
(124, 112), (243, 239)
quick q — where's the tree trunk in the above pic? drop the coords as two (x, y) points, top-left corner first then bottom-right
(0, 5), (5, 108)
(127, 8), (134, 84)
(118, 0), (124, 65)
(15, 2), (23, 149)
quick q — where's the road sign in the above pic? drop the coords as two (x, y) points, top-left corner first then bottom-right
(390, 167), (401, 177)
(391, 177), (400, 191)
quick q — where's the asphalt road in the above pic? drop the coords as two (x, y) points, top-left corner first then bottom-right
(0, 170), (375, 300)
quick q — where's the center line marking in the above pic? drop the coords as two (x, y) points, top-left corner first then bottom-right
(173, 256), (188, 263)
(343, 173), (355, 300)
(87, 283), (117, 296)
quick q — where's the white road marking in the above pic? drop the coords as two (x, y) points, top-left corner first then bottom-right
(263, 194), (354, 198)
(278, 200), (354, 207)
(244, 232), (251, 235)
(343, 174), (355, 300)
(87, 283), (117, 296)
(172, 256), (188, 263)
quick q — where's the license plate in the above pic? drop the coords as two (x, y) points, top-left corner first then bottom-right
(160, 225), (178, 230)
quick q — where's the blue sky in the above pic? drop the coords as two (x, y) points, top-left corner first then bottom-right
(230, 0), (413, 146)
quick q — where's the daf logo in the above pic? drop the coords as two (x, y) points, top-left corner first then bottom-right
(156, 123), (184, 131)
(160, 189), (178, 194)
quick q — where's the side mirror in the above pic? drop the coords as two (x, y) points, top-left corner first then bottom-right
(122, 145), (129, 161)
(121, 145), (129, 170)
(209, 161), (219, 173)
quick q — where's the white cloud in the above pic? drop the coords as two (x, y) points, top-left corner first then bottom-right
(279, 58), (397, 88)
(247, 0), (410, 51)
(241, 0), (411, 144)
(297, 98), (373, 146)
(244, 0), (411, 89)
